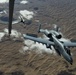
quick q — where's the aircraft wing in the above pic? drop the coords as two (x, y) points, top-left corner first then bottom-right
(63, 41), (76, 47)
(59, 38), (76, 47)
(12, 20), (21, 24)
(23, 34), (54, 45)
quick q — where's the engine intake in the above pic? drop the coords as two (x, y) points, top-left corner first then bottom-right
(56, 34), (62, 39)
(53, 31), (62, 39)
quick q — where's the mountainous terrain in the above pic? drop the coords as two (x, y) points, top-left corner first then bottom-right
(0, 0), (76, 75)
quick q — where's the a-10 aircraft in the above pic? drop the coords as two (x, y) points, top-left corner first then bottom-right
(23, 24), (76, 65)
(0, 15), (25, 25)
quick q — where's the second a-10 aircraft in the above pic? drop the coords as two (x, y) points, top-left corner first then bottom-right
(23, 24), (76, 65)
(0, 0), (29, 36)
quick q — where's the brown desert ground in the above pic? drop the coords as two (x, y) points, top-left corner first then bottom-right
(0, 0), (76, 75)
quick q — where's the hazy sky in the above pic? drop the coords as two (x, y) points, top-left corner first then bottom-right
(0, 0), (9, 3)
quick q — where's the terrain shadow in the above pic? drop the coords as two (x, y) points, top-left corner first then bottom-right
(57, 70), (75, 75)
(68, 68), (76, 73)
(0, 71), (4, 75)
(9, 71), (24, 75)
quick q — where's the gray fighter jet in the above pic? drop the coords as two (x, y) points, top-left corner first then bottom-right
(0, 15), (25, 25)
(23, 24), (76, 65)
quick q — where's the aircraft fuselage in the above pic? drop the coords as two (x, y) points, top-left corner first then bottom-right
(52, 35), (73, 64)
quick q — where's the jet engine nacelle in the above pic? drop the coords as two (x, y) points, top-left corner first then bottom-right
(54, 32), (62, 39)
(47, 32), (62, 39)
(39, 26), (62, 39)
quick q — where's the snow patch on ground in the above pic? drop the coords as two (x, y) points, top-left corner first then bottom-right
(30, 42), (54, 54)
(23, 39), (34, 46)
(20, 0), (28, 4)
(19, 10), (34, 20)
(4, 28), (21, 40)
(0, 28), (22, 42)
(19, 35), (56, 55)
(0, 32), (5, 41)
(0, 28), (56, 55)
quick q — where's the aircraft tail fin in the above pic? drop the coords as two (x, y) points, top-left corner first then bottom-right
(53, 24), (60, 32)
(18, 15), (25, 24)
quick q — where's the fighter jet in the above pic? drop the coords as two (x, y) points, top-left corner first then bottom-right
(0, 15), (25, 24)
(23, 24), (76, 65)
(0, 0), (28, 36)
(0, 15), (25, 25)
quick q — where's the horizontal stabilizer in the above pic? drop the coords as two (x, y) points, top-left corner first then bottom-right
(64, 42), (76, 47)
